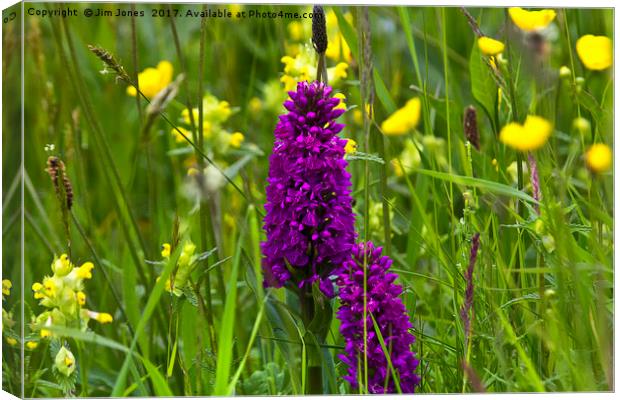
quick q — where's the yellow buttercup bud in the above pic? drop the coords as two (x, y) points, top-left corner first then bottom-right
(572, 117), (591, 135)
(26, 341), (38, 350)
(559, 66), (571, 79)
(6, 337), (17, 346)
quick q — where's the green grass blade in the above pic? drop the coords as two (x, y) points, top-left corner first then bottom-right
(110, 247), (180, 396)
(416, 168), (537, 203)
(213, 232), (244, 395)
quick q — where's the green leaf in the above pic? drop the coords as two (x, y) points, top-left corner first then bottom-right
(110, 247), (180, 396)
(346, 151), (385, 164)
(415, 168), (537, 203)
(373, 69), (397, 114)
(213, 231), (244, 395)
(47, 327), (172, 396)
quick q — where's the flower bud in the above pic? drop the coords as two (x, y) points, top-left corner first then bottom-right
(572, 117), (591, 136)
(542, 235), (556, 253)
(55, 346), (76, 377)
(559, 65), (571, 79)
(534, 219), (545, 235)
(52, 254), (72, 277)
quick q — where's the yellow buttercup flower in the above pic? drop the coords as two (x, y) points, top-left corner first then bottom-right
(26, 341), (38, 350)
(344, 138), (357, 154)
(76, 262), (94, 280)
(585, 143), (612, 173)
(508, 7), (556, 31)
(2, 279), (11, 297)
(478, 36), (505, 56)
(229, 132), (245, 148)
(499, 115), (553, 151)
(576, 35), (612, 71)
(161, 243), (171, 258)
(126, 61), (173, 98)
(6, 337), (17, 346)
(40, 329), (51, 338)
(381, 98), (421, 136)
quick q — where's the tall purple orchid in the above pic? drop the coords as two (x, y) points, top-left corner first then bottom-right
(261, 81), (356, 298)
(337, 242), (421, 393)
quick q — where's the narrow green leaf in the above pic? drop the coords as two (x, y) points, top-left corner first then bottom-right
(213, 232), (244, 395)
(416, 168), (537, 203)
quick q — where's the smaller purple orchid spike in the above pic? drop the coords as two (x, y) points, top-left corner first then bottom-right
(336, 242), (420, 393)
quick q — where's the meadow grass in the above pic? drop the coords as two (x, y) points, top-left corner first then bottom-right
(1, 3), (613, 396)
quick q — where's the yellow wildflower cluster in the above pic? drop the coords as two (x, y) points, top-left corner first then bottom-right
(2, 279), (11, 299)
(285, 9), (352, 62)
(499, 115), (553, 152)
(325, 10), (353, 62)
(2, 278), (17, 347)
(158, 241), (198, 297)
(126, 60), (174, 99)
(508, 7), (556, 31)
(31, 254), (113, 340)
(173, 93), (245, 151)
(381, 98), (421, 136)
(280, 48), (349, 92)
